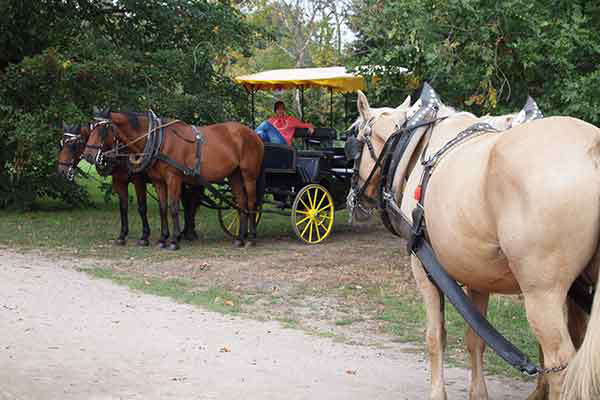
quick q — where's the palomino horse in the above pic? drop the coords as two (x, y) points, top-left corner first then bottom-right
(83, 112), (264, 249)
(346, 88), (600, 400)
(58, 124), (200, 246)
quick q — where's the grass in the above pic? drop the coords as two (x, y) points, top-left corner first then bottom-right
(1, 162), (539, 380)
(84, 267), (243, 314)
(0, 160), (351, 258)
(376, 292), (537, 379)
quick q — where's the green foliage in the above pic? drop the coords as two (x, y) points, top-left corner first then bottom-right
(0, 0), (258, 209)
(348, 0), (600, 122)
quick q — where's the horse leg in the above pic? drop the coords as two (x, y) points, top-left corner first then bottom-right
(112, 175), (129, 246)
(165, 174), (182, 250)
(181, 185), (201, 241)
(241, 170), (258, 248)
(465, 289), (490, 400)
(411, 255), (447, 400)
(229, 171), (247, 247)
(189, 186), (203, 240)
(527, 298), (588, 400)
(153, 181), (170, 248)
(132, 176), (150, 247)
(521, 289), (574, 400)
(180, 184), (192, 241)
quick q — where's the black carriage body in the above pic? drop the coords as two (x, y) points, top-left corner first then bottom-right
(261, 127), (352, 209)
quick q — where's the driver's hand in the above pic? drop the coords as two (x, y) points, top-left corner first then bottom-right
(308, 127), (315, 135)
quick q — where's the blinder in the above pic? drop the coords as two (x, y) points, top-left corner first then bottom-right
(344, 134), (364, 161)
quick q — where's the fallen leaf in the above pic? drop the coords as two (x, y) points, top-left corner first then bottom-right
(224, 300), (234, 307)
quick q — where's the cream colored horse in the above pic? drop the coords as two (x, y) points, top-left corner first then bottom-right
(349, 90), (600, 400)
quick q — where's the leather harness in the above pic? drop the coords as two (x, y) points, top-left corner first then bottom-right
(345, 84), (594, 376)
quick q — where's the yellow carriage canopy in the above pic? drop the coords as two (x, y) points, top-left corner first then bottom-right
(234, 66), (366, 93)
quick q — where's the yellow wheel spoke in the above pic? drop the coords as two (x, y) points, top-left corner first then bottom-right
(295, 215), (310, 226)
(301, 219), (311, 238)
(315, 191), (326, 211)
(291, 185), (335, 244)
(306, 190), (314, 209)
(312, 189), (319, 210)
(316, 203), (333, 214)
(299, 197), (310, 211)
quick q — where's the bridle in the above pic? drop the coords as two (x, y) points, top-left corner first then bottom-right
(345, 114), (444, 222)
(84, 119), (121, 176)
(58, 126), (88, 181)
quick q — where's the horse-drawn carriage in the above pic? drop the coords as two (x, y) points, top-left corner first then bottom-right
(215, 67), (366, 244)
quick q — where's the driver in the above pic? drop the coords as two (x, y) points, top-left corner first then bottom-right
(255, 101), (315, 145)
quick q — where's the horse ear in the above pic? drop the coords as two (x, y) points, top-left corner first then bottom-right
(356, 90), (371, 121)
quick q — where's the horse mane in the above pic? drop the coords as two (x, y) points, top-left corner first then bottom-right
(95, 110), (143, 130)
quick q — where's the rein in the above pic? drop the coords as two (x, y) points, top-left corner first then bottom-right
(346, 117), (445, 221)
(99, 119), (182, 158)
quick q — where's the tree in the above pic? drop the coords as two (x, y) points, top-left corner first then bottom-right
(347, 0), (600, 122)
(230, 0), (356, 128)
(0, 0), (259, 208)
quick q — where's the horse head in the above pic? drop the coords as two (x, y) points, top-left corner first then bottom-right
(82, 116), (119, 175)
(57, 123), (91, 181)
(344, 91), (411, 222)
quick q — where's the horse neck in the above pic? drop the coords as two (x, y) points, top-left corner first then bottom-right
(111, 114), (149, 154)
(423, 109), (479, 158)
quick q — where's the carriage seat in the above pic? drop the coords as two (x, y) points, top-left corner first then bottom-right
(262, 143), (296, 173)
(294, 127), (336, 139)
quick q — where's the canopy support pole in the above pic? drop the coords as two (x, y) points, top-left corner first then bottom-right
(251, 89), (256, 129)
(300, 86), (305, 121)
(344, 94), (349, 125)
(329, 87), (334, 129)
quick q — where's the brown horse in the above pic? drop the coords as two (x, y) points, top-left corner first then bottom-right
(347, 88), (600, 400)
(58, 123), (200, 246)
(82, 112), (264, 249)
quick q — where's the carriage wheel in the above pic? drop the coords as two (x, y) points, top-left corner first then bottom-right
(217, 200), (262, 239)
(291, 184), (335, 244)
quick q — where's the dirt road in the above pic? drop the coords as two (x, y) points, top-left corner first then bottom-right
(0, 249), (532, 399)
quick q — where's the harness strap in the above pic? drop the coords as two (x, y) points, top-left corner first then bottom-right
(154, 125), (205, 182)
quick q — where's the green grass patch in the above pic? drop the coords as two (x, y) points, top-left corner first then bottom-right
(378, 293), (537, 379)
(277, 316), (300, 329)
(83, 267), (242, 314)
(0, 161), (352, 258)
(335, 318), (363, 326)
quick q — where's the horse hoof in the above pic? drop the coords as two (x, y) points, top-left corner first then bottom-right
(233, 239), (244, 247)
(115, 238), (126, 246)
(245, 240), (256, 248)
(184, 231), (199, 241)
(166, 243), (180, 251)
(158, 241), (168, 249)
(137, 239), (150, 247)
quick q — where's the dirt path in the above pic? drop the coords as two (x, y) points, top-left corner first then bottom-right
(0, 249), (532, 399)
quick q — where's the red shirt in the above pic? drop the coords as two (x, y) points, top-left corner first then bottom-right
(268, 115), (314, 145)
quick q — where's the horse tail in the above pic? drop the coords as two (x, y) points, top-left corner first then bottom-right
(561, 251), (600, 400)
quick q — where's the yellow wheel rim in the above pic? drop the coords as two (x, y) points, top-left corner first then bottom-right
(291, 184), (334, 244)
(218, 205), (262, 238)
